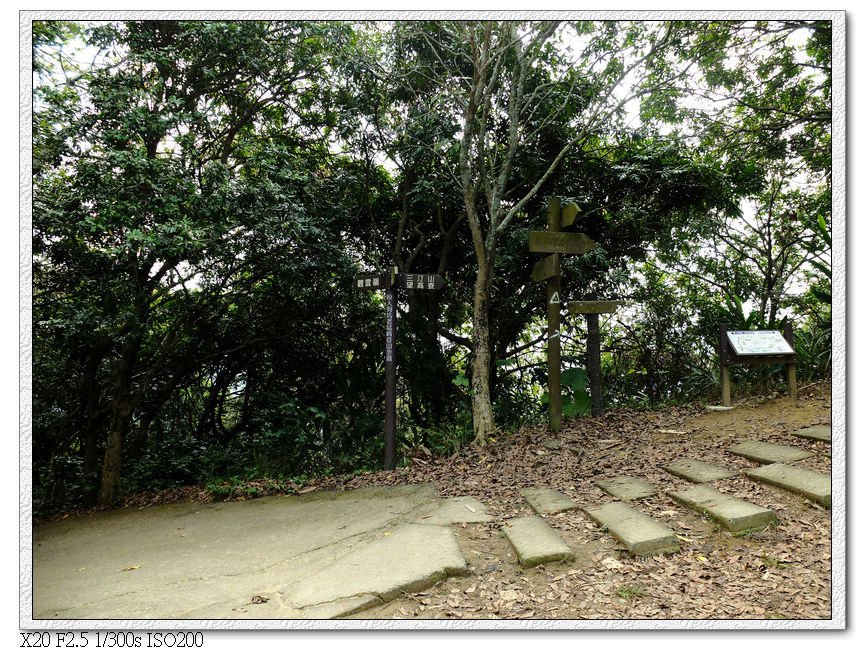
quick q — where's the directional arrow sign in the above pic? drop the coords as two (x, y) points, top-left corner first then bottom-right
(529, 231), (596, 255)
(531, 254), (560, 283)
(568, 300), (623, 315)
(396, 273), (445, 290)
(560, 202), (581, 228)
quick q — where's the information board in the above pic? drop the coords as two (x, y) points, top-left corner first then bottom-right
(726, 330), (795, 356)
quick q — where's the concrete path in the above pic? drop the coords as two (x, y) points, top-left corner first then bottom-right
(744, 463), (831, 508)
(663, 458), (738, 483)
(730, 440), (812, 464)
(520, 487), (578, 515)
(32, 484), (488, 620)
(668, 485), (777, 534)
(502, 516), (574, 568)
(583, 502), (679, 556)
(792, 425), (831, 442)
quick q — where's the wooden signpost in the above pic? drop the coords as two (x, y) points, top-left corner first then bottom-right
(354, 267), (445, 469)
(529, 197), (596, 433)
(718, 322), (798, 407)
(568, 300), (623, 416)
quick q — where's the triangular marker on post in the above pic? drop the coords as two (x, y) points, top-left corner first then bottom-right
(550, 291), (560, 304)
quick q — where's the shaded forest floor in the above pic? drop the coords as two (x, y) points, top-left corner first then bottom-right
(118, 383), (833, 620)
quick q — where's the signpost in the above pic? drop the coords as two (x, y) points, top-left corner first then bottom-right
(568, 301), (623, 416)
(354, 267), (445, 469)
(718, 323), (798, 406)
(529, 198), (597, 433)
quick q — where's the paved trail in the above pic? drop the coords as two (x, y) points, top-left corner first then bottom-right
(32, 484), (489, 620)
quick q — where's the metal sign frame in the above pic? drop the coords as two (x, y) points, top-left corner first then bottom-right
(354, 267), (445, 469)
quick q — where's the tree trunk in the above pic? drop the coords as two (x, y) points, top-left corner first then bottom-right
(97, 337), (140, 506)
(78, 343), (110, 505)
(470, 260), (495, 445)
(98, 397), (131, 505)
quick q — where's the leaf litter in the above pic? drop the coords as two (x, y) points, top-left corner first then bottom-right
(337, 383), (832, 620)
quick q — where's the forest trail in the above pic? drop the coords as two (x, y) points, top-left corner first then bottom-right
(30, 383), (833, 621)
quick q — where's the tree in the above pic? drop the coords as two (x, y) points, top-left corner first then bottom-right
(386, 21), (734, 444)
(652, 20), (832, 342)
(33, 20), (362, 505)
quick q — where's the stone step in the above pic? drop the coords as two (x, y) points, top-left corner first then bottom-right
(662, 458), (738, 483)
(520, 487), (578, 515)
(744, 463), (831, 508)
(502, 516), (575, 568)
(792, 426), (831, 443)
(583, 501), (679, 556)
(730, 440), (812, 464)
(667, 485), (777, 534)
(595, 476), (656, 501)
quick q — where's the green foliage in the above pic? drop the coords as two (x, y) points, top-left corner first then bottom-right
(30, 19), (833, 515)
(561, 368), (592, 417)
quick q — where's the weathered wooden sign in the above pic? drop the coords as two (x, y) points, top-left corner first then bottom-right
(560, 202), (581, 228)
(718, 323), (798, 406)
(354, 267), (445, 469)
(529, 198), (597, 432)
(568, 300), (623, 315)
(529, 231), (596, 255)
(531, 254), (560, 283)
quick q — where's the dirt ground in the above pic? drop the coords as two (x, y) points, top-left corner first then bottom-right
(317, 382), (835, 620)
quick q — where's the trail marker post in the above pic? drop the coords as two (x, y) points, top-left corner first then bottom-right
(529, 198), (596, 432)
(567, 301), (622, 416)
(354, 268), (445, 469)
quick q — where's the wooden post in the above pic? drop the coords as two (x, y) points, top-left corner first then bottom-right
(719, 323), (731, 407)
(586, 312), (603, 416)
(568, 301), (620, 417)
(547, 198), (562, 434)
(783, 321), (797, 400)
(383, 268), (397, 470)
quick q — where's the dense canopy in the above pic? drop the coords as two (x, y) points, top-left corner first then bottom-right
(31, 19), (832, 514)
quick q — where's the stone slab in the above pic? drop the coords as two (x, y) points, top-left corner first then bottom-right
(595, 476), (656, 501)
(284, 523), (470, 607)
(583, 501), (679, 556)
(667, 484), (778, 534)
(520, 487), (578, 515)
(744, 463), (831, 508)
(31, 483), (476, 620)
(792, 426), (831, 443)
(730, 440), (812, 464)
(414, 496), (494, 524)
(662, 458), (738, 483)
(502, 516), (575, 568)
